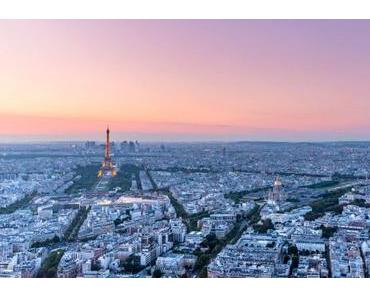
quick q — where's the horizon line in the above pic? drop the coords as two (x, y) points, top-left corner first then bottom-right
(0, 138), (369, 145)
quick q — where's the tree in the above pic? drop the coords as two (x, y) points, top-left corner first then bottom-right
(121, 255), (143, 274)
(152, 269), (163, 278)
(194, 254), (210, 271)
(288, 245), (298, 255)
(91, 260), (101, 271)
(291, 254), (299, 270)
(320, 225), (337, 239)
(201, 233), (219, 250)
(266, 241), (275, 248)
(114, 218), (123, 226)
(193, 247), (202, 256)
(31, 235), (60, 248)
(287, 244), (299, 273)
(37, 249), (64, 278)
(198, 268), (208, 278)
(253, 219), (275, 233)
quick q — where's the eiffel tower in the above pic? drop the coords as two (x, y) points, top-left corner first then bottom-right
(98, 126), (117, 177)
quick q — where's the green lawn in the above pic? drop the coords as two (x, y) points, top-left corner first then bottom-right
(107, 164), (142, 192)
(65, 164), (101, 194)
(224, 186), (271, 204)
(304, 187), (352, 221)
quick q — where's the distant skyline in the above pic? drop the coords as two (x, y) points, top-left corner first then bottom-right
(0, 20), (369, 142)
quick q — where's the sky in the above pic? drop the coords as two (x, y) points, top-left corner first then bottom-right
(0, 20), (369, 142)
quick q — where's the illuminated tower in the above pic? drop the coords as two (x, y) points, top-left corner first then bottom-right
(268, 175), (282, 202)
(98, 126), (117, 177)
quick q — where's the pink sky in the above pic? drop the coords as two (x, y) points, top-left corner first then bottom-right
(0, 20), (369, 142)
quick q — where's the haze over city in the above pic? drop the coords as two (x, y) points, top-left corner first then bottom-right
(1, 20), (369, 142)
